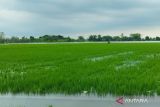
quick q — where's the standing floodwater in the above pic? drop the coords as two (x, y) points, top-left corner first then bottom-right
(0, 94), (160, 107)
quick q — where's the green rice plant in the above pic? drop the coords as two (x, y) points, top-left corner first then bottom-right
(0, 43), (160, 96)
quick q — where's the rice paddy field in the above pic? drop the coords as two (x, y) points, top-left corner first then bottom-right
(0, 43), (160, 96)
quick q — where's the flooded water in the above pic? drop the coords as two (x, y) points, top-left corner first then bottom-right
(0, 94), (160, 107)
(2, 41), (160, 45)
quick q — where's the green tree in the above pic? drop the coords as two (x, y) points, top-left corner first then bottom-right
(97, 35), (102, 41)
(30, 36), (35, 42)
(102, 35), (112, 41)
(0, 32), (5, 43)
(113, 36), (121, 41)
(145, 36), (150, 41)
(88, 35), (97, 41)
(77, 36), (85, 42)
(10, 36), (20, 43)
(130, 33), (141, 41)
(156, 37), (160, 41)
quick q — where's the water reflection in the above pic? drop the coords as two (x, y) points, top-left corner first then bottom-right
(0, 94), (159, 107)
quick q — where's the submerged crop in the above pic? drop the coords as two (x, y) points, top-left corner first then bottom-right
(0, 43), (160, 96)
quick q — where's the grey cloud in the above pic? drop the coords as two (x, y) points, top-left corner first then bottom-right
(0, 0), (160, 36)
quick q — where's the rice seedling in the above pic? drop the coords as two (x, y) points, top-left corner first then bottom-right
(0, 43), (160, 96)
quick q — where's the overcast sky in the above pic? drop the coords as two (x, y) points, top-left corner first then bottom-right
(0, 0), (160, 37)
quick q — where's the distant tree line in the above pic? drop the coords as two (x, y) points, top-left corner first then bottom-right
(1, 32), (160, 43)
(2, 35), (75, 43)
(87, 33), (160, 41)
